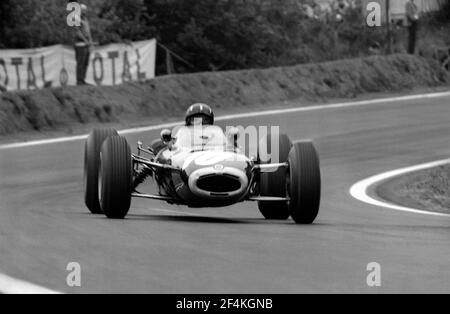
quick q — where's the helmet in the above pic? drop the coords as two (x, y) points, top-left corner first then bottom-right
(185, 103), (214, 126)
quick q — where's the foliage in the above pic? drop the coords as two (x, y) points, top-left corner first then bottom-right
(0, 0), (154, 48)
(0, 0), (449, 72)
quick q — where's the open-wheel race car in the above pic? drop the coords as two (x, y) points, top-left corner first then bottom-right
(84, 106), (321, 224)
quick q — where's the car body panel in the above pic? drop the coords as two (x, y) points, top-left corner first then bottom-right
(154, 126), (254, 207)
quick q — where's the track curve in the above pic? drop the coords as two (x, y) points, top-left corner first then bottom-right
(350, 159), (450, 217)
(1, 92), (450, 293)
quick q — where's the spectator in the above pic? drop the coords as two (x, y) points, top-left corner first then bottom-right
(334, 0), (350, 14)
(74, 4), (93, 85)
(331, 0), (349, 23)
(405, 0), (419, 54)
(392, 20), (407, 54)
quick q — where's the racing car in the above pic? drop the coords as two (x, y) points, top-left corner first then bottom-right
(84, 105), (321, 224)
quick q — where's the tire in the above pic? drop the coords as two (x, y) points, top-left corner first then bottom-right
(99, 136), (132, 219)
(257, 132), (292, 220)
(288, 142), (321, 224)
(84, 128), (118, 214)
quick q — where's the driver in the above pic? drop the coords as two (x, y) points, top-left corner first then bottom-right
(185, 103), (214, 126)
(151, 103), (215, 155)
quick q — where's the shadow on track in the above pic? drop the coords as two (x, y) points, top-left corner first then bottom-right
(126, 214), (251, 224)
(77, 212), (318, 225)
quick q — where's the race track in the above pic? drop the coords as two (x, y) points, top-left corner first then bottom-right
(1, 92), (450, 293)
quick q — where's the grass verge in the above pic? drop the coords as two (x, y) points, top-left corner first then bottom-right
(376, 165), (450, 214)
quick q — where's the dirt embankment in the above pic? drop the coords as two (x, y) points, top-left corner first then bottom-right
(0, 54), (448, 136)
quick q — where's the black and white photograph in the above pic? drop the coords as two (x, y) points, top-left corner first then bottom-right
(0, 0), (449, 298)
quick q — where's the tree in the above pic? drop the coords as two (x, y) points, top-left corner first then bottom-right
(93, 0), (156, 44)
(0, 0), (155, 48)
(145, 0), (312, 71)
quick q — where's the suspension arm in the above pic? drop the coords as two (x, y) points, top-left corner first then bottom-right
(132, 154), (182, 172)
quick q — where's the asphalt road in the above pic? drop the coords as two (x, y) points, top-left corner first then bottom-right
(1, 94), (450, 293)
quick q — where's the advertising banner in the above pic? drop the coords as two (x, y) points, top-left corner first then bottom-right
(0, 39), (156, 92)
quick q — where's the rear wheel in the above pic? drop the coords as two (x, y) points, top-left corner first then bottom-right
(257, 132), (292, 220)
(288, 142), (321, 224)
(99, 136), (133, 219)
(84, 128), (118, 214)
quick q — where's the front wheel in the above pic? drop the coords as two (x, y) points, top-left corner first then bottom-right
(99, 136), (133, 219)
(84, 128), (118, 214)
(288, 142), (321, 224)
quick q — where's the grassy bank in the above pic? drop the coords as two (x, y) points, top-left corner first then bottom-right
(0, 54), (448, 136)
(376, 165), (450, 214)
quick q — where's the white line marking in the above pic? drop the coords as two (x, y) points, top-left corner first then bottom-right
(0, 273), (61, 294)
(350, 159), (450, 217)
(1, 90), (450, 150)
(0, 122), (181, 150)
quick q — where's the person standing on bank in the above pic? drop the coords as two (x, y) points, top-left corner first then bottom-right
(74, 4), (94, 85)
(405, 0), (419, 54)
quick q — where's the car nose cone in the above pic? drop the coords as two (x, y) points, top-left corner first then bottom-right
(188, 166), (248, 198)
